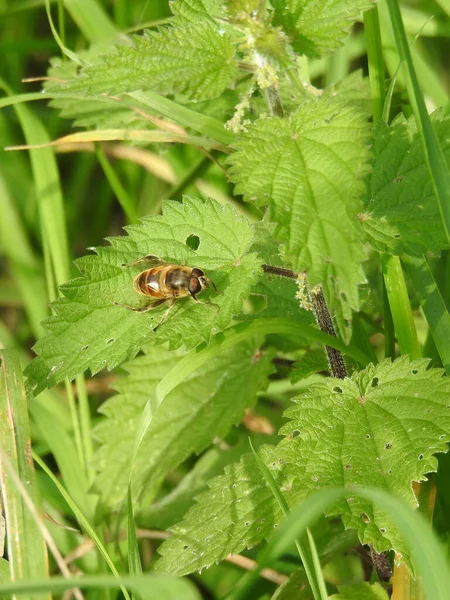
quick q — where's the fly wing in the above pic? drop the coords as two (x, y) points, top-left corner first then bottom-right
(122, 254), (169, 268)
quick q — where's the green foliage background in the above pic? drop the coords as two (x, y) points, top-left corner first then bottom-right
(0, 0), (449, 599)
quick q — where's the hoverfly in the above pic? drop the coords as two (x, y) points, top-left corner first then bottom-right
(115, 254), (220, 330)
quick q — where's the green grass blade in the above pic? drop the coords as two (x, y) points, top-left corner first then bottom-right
(0, 91), (233, 147)
(95, 145), (138, 222)
(381, 255), (421, 359)
(247, 440), (328, 600)
(0, 574), (201, 599)
(231, 487), (450, 600)
(32, 452), (132, 600)
(363, 6), (385, 123)
(386, 0), (450, 244)
(63, 0), (117, 43)
(29, 401), (96, 520)
(127, 486), (143, 600)
(127, 91), (234, 146)
(0, 169), (47, 338)
(44, 0), (82, 64)
(0, 350), (49, 600)
(403, 255), (450, 374)
(0, 80), (70, 286)
(127, 486), (143, 576)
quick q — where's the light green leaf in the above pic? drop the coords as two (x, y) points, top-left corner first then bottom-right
(154, 446), (285, 576)
(290, 350), (329, 383)
(329, 582), (389, 599)
(272, 0), (374, 58)
(92, 339), (274, 508)
(25, 197), (261, 394)
(142, 439), (254, 530)
(171, 0), (225, 23)
(228, 96), (372, 341)
(155, 356), (450, 574)
(362, 112), (450, 256)
(52, 20), (239, 102)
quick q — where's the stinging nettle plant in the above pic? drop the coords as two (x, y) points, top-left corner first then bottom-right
(5, 0), (450, 598)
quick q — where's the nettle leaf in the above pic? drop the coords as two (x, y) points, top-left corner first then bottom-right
(272, 0), (374, 58)
(362, 112), (450, 256)
(92, 339), (274, 508)
(53, 19), (239, 102)
(155, 445), (290, 576)
(290, 349), (329, 382)
(155, 357), (450, 574)
(25, 197), (261, 394)
(143, 438), (255, 530)
(171, 0), (226, 23)
(228, 96), (371, 341)
(329, 582), (389, 600)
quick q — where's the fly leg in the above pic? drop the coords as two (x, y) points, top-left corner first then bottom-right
(189, 292), (220, 313)
(153, 298), (176, 331)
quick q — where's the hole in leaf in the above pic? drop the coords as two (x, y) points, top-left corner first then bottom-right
(394, 233), (401, 239)
(384, 443), (392, 450)
(183, 545), (188, 550)
(186, 234), (200, 251)
(106, 338), (115, 344)
(440, 434), (446, 440)
(371, 377), (379, 388)
(365, 434), (371, 439)
(418, 454), (424, 460)
(333, 386), (343, 393)
(81, 345), (89, 351)
(360, 512), (371, 524)
(411, 369), (418, 375)
(292, 429), (301, 438)
(344, 464), (352, 470)
(379, 527), (386, 534)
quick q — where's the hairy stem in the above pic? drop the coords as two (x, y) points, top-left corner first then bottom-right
(262, 264), (347, 379)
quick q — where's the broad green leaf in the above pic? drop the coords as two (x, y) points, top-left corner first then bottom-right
(155, 356), (450, 574)
(362, 112), (450, 256)
(171, 0), (225, 23)
(142, 439), (256, 530)
(290, 350), (329, 383)
(52, 20), (239, 102)
(92, 339), (274, 508)
(329, 582), (389, 600)
(228, 95), (372, 341)
(25, 197), (261, 394)
(272, 0), (374, 58)
(155, 446), (285, 576)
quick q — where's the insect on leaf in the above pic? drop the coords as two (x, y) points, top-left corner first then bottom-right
(25, 197), (261, 394)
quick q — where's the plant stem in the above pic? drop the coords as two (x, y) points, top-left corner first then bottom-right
(262, 265), (347, 379)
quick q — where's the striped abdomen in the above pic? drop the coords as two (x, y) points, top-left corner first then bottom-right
(134, 266), (191, 298)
